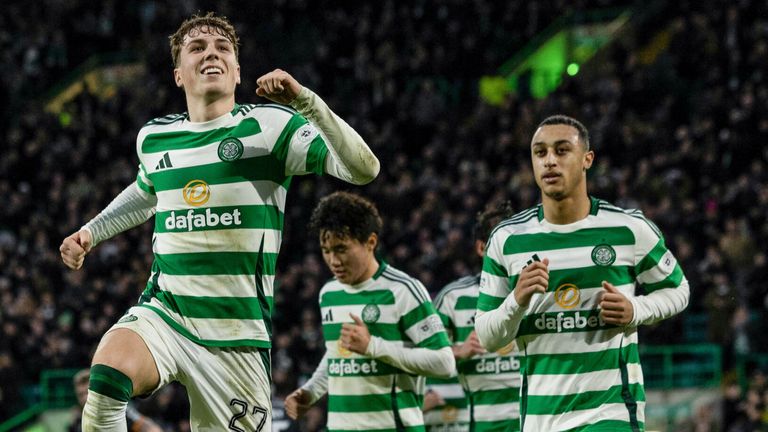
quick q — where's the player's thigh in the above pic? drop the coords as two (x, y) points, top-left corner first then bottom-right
(183, 347), (272, 432)
(91, 327), (160, 396)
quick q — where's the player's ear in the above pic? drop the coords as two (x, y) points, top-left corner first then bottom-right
(174, 68), (183, 88)
(366, 233), (378, 251)
(583, 149), (594, 171)
(236, 64), (241, 85)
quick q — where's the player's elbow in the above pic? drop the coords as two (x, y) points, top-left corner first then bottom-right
(427, 347), (456, 379)
(475, 312), (505, 352)
(349, 156), (380, 185)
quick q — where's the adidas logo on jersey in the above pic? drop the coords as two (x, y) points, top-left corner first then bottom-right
(155, 152), (173, 170)
(322, 309), (334, 322)
(164, 208), (242, 232)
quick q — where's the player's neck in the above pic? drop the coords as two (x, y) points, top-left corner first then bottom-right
(541, 192), (591, 225)
(186, 94), (236, 122)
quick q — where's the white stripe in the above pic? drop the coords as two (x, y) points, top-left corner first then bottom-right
(155, 180), (287, 210)
(480, 274), (510, 298)
(144, 134), (268, 169)
(285, 124), (320, 175)
(527, 364), (643, 396)
(522, 402), (645, 431)
(320, 304), (399, 325)
(327, 411), (395, 430)
(157, 274), (274, 298)
(504, 245), (635, 275)
(328, 375), (394, 395)
(145, 298), (269, 342)
(426, 383), (466, 399)
(522, 332), (636, 355)
(474, 403), (520, 421)
(406, 315), (445, 345)
(398, 406), (425, 426)
(463, 373), (520, 391)
(423, 409), (470, 427)
(155, 229), (281, 254)
(250, 107), (293, 153)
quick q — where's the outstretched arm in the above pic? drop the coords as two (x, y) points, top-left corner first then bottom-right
(60, 183), (156, 270)
(256, 69), (380, 185)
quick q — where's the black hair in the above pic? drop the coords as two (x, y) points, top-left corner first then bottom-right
(308, 192), (383, 243)
(538, 115), (590, 150)
(473, 200), (515, 242)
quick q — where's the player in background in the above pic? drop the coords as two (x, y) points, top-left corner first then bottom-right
(433, 201), (520, 432)
(422, 378), (470, 432)
(475, 115), (689, 431)
(284, 192), (454, 432)
(59, 12), (379, 431)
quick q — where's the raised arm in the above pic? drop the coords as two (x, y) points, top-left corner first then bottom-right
(256, 69), (380, 185)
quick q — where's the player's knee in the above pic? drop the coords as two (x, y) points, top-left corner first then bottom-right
(81, 364), (132, 431)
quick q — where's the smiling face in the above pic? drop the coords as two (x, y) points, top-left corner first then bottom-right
(531, 124), (594, 201)
(320, 231), (378, 286)
(173, 25), (241, 102)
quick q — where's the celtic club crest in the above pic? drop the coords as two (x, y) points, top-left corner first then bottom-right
(591, 244), (616, 267)
(218, 137), (244, 162)
(361, 304), (381, 324)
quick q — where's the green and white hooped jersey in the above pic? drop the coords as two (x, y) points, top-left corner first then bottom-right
(435, 275), (520, 432)
(478, 197), (687, 431)
(423, 375), (469, 432)
(319, 262), (452, 432)
(134, 103), (328, 348)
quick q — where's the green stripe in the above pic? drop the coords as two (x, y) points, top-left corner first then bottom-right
(562, 420), (644, 432)
(416, 331), (451, 349)
(454, 296), (478, 311)
(426, 376), (462, 385)
(142, 117), (262, 153)
(136, 175), (155, 195)
(635, 238), (668, 275)
(328, 392), (421, 413)
(641, 264), (684, 293)
(155, 291), (264, 319)
(482, 256), (508, 277)
(458, 356), (520, 377)
(324, 322), (403, 341)
(155, 205), (284, 233)
(138, 304), (271, 348)
(525, 383), (645, 415)
(507, 265), (634, 294)
(402, 302), (437, 329)
(470, 387), (520, 405)
(272, 114), (308, 163)
(148, 156), (288, 192)
(437, 310), (453, 332)
(320, 289), (396, 307)
(474, 419), (520, 432)
(527, 344), (639, 375)
(306, 135), (328, 175)
(155, 252), (277, 275)
(89, 364), (133, 402)
(477, 293), (505, 312)
(455, 327), (474, 342)
(517, 309), (613, 337)
(503, 227), (635, 255)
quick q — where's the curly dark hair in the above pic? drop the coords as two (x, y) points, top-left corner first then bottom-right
(473, 200), (515, 242)
(308, 192), (383, 243)
(169, 12), (240, 67)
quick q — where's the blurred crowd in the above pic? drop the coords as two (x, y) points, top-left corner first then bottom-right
(1, 0), (767, 430)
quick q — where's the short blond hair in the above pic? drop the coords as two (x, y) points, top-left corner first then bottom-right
(169, 12), (240, 67)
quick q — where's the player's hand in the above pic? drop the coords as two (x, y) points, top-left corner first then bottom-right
(60, 230), (93, 270)
(453, 331), (486, 360)
(341, 314), (371, 355)
(284, 388), (312, 420)
(513, 258), (549, 307)
(255, 69), (303, 105)
(599, 281), (634, 326)
(422, 389), (446, 412)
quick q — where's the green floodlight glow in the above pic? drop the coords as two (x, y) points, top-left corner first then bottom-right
(567, 63), (580, 76)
